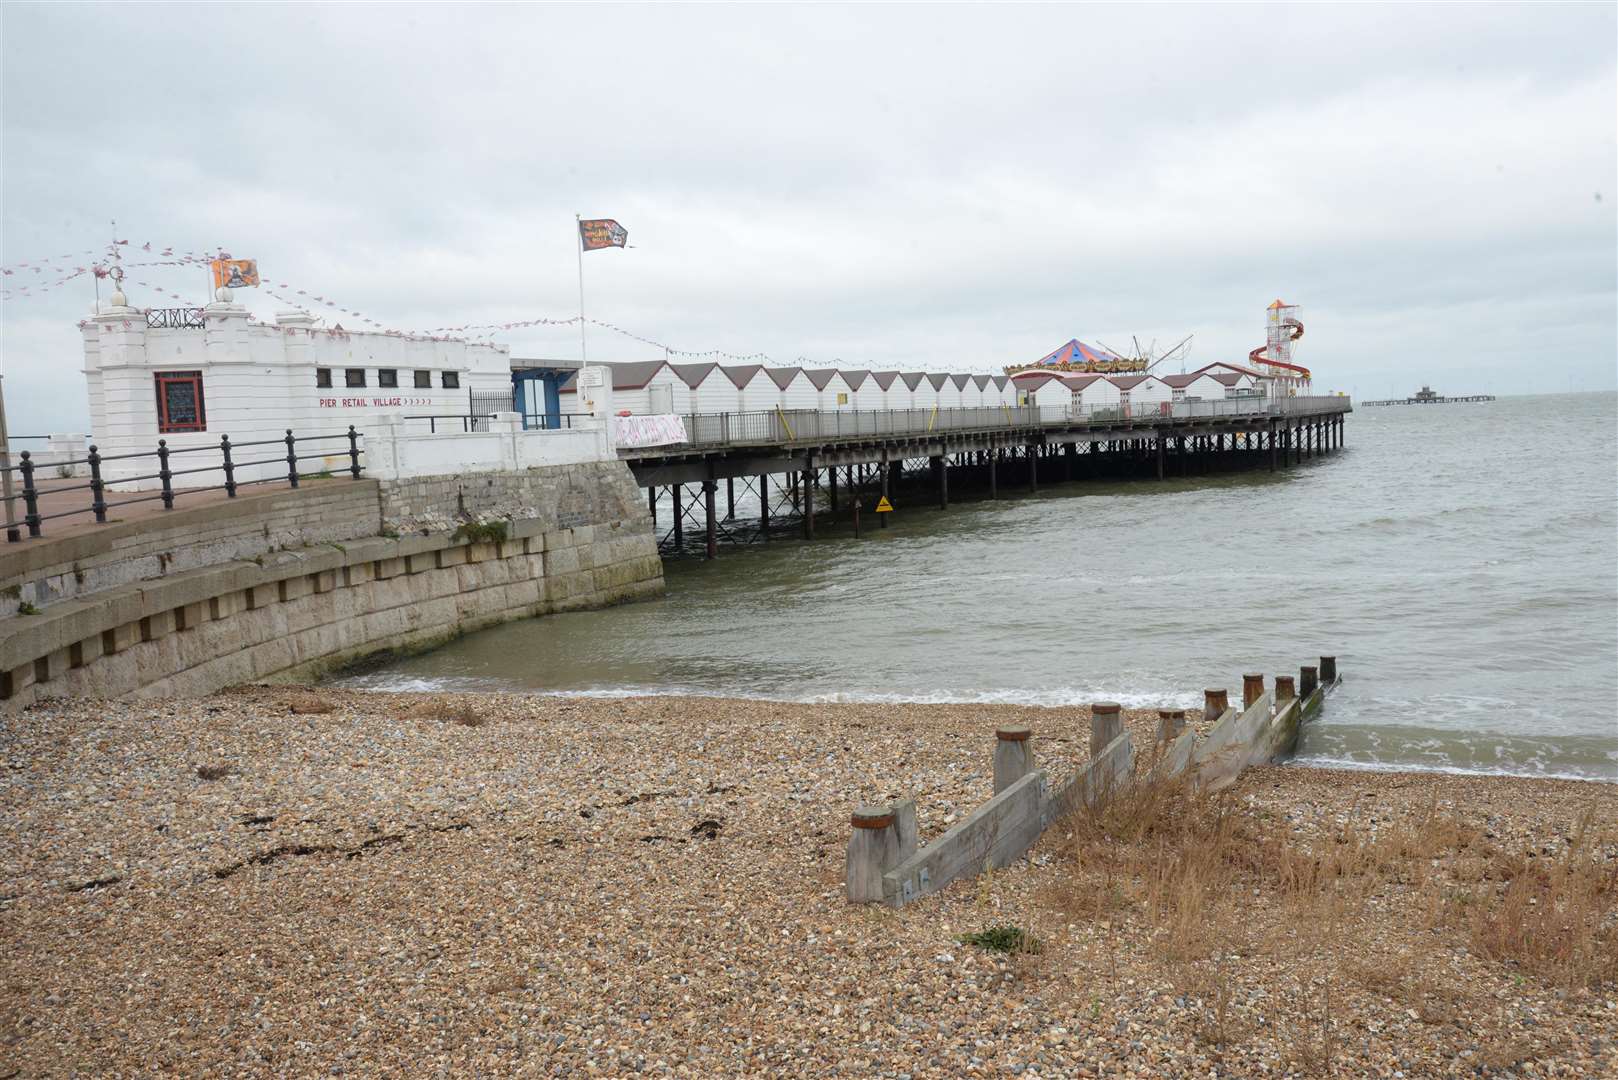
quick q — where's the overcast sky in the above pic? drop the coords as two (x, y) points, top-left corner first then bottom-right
(3, 3), (1614, 432)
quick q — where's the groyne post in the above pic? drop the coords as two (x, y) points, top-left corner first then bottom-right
(1243, 673), (1265, 710)
(1275, 674), (1296, 704)
(1300, 665), (1318, 699)
(1320, 655), (1337, 684)
(993, 725), (1034, 794)
(1089, 702), (1122, 761)
(1204, 688), (1229, 724)
(1156, 708), (1186, 744)
(846, 800), (918, 903)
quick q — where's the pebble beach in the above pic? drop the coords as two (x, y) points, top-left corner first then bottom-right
(2, 689), (1614, 1078)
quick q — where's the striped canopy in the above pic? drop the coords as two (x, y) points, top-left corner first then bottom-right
(1032, 339), (1123, 367)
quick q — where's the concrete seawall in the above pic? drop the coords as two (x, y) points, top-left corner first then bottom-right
(0, 462), (664, 710)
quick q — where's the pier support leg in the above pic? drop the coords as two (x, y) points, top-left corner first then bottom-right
(725, 477), (735, 520)
(1269, 425), (1278, 472)
(931, 454), (948, 509)
(703, 478), (717, 560)
(1028, 444), (1039, 491)
(829, 466), (838, 513)
(803, 466), (816, 539)
(1064, 441), (1075, 482)
(672, 485), (684, 549)
(880, 452), (890, 529)
(648, 484), (657, 527)
(988, 447), (998, 499)
(790, 470), (800, 513)
(759, 474), (769, 538)
(1156, 435), (1165, 480)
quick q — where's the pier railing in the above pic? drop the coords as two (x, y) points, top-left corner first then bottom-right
(667, 395), (1351, 451)
(2, 428), (366, 543)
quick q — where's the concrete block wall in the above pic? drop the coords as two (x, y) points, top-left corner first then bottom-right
(378, 460), (645, 537)
(0, 482), (384, 619)
(0, 517), (663, 711)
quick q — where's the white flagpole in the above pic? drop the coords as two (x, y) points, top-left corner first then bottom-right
(575, 214), (588, 366)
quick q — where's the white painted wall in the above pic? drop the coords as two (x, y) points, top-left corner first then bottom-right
(693, 369), (744, 413)
(84, 300), (511, 486)
(364, 412), (611, 480)
(738, 369), (781, 412)
(1068, 377), (1123, 412)
(909, 376), (937, 412)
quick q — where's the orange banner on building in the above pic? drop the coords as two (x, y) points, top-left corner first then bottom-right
(211, 258), (260, 289)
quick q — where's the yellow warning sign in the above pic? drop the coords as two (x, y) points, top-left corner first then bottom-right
(875, 496), (894, 513)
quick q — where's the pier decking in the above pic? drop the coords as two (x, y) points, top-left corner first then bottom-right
(620, 395), (1352, 557)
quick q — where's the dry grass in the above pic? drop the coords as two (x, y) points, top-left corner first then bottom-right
(401, 699), (486, 727)
(194, 763), (232, 781)
(1045, 771), (1618, 1068)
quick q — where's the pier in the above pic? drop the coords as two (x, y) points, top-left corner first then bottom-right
(1363, 394), (1495, 406)
(621, 395), (1352, 558)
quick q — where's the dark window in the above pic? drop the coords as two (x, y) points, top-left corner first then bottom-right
(345, 368), (366, 388)
(315, 368), (332, 388)
(441, 371), (461, 389)
(154, 371), (206, 433)
(378, 369), (398, 388)
(413, 370), (431, 389)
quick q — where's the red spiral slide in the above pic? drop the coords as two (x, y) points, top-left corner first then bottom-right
(1249, 318), (1310, 377)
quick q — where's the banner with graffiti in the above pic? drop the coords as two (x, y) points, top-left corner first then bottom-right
(579, 219), (628, 251)
(210, 258), (260, 289)
(613, 413), (686, 448)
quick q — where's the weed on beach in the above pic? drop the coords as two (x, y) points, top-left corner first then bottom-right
(401, 699), (487, 727)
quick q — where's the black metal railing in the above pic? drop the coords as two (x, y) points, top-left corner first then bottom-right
(145, 307), (208, 329)
(1, 427), (365, 542)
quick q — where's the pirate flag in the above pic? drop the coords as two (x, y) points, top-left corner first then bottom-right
(579, 219), (628, 251)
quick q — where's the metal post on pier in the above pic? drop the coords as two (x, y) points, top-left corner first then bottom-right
(878, 451), (890, 529)
(672, 485), (684, 550)
(803, 459), (816, 539)
(703, 475), (718, 561)
(759, 474), (770, 538)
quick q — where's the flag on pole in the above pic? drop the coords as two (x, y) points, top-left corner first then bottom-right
(579, 219), (628, 251)
(210, 258), (260, 289)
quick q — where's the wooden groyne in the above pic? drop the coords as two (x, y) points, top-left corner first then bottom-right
(846, 657), (1340, 907)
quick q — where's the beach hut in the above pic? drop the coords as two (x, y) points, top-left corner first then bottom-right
(990, 375), (1013, 407)
(1108, 374), (1173, 417)
(805, 368), (853, 410)
(901, 372), (931, 411)
(765, 366), (818, 411)
(928, 372), (956, 410)
(1011, 371), (1071, 420)
(864, 371), (899, 410)
(1160, 371), (1231, 402)
(1062, 374), (1123, 417)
